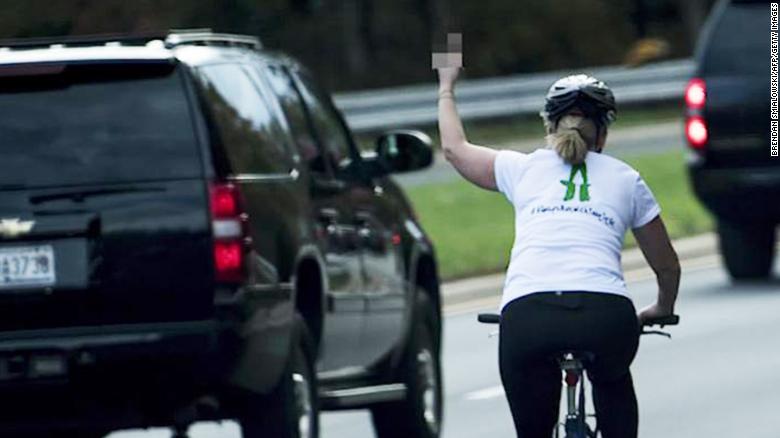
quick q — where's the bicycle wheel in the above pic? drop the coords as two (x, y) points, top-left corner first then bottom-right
(564, 418), (585, 438)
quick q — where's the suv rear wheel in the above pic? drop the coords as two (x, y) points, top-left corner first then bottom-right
(239, 314), (319, 438)
(372, 293), (442, 438)
(717, 219), (776, 280)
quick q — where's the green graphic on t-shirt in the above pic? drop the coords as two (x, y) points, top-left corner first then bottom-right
(560, 163), (590, 202)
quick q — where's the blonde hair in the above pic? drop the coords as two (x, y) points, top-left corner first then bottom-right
(544, 114), (599, 165)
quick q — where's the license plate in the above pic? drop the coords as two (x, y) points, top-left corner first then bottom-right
(0, 245), (56, 289)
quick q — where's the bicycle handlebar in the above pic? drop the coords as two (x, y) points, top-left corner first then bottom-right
(477, 313), (680, 328)
(642, 314), (679, 327)
(477, 313), (501, 324)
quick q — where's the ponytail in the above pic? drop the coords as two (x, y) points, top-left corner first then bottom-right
(545, 114), (599, 165)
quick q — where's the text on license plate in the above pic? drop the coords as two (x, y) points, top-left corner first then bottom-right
(0, 245), (56, 289)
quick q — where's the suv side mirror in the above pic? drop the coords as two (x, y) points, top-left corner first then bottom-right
(373, 130), (434, 174)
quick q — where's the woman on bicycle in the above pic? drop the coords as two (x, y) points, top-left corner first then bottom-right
(436, 67), (680, 438)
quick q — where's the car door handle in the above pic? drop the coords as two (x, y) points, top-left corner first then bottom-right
(311, 178), (347, 195)
(317, 209), (341, 239)
(355, 211), (374, 224)
(318, 208), (340, 223)
(357, 227), (373, 239)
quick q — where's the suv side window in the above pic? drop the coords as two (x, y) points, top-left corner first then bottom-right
(197, 63), (292, 175)
(292, 70), (357, 173)
(262, 64), (329, 174)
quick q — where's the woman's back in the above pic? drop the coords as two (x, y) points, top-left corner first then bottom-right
(494, 149), (660, 310)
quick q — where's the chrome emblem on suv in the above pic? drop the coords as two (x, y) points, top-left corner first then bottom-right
(0, 219), (35, 238)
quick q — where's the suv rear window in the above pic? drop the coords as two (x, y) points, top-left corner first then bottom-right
(0, 63), (201, 188)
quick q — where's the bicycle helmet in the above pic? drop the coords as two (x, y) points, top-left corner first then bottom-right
(540, 74), (617, 130)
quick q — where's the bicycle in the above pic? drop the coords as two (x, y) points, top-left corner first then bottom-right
(477, 312), (679, 438)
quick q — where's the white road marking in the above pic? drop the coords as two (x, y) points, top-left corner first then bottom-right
(465, 385), (506, 401)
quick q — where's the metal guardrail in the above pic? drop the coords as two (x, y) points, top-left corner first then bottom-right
(333, 58), (694, 133)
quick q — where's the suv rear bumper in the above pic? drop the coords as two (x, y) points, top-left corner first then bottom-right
(0, 320), (229, 383)
(0, 313), (295, 433)
(0, 320), (231, 431)
(689, 164), (780, 222)
(0, 320), (222, 360)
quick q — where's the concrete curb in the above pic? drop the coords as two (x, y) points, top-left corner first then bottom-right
(441, 232), (718, 308)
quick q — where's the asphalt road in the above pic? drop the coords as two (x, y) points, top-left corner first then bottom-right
(393, 121), (683, 187)
(111, 254), (780, 438)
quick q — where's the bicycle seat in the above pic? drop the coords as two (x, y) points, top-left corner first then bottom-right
(555, 350), (595, 367)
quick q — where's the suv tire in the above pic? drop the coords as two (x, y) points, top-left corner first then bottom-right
(239, 314), (319, 438)
(372, 293), (442, 438)
(717, 219), (776, 280)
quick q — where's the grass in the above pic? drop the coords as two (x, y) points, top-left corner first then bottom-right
(356, 103), (683, 151)
(406, 149), (713, 281)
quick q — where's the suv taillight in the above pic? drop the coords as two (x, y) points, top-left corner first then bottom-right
(210, 182), (248, 283)
(686, 116), (708, 149)
(685, 78), (706, 109)
(685, 78), (708, 150)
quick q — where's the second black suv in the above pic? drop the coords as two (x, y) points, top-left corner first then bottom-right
(685, 0), (779, 279)
(0, 31), (442, 438)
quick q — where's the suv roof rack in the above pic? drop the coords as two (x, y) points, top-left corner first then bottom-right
(0, 29), (262, 51)
(165, 29), (262, 50)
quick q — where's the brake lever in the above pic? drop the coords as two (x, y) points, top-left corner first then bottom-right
(641, 329), (672, 339)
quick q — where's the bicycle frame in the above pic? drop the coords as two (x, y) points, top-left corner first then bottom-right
(556, 353), (598, 438)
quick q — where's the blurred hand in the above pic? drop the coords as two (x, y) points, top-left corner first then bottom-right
(437, 67), (461, 92)
(637, 302), (673, 326)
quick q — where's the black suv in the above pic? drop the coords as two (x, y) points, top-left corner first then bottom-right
(685, 0), (779, 279)
(0, 31), (442, 438)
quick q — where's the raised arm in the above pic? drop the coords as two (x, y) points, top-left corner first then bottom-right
(632, 216), (681, 324)
(437, 67), (498, 191)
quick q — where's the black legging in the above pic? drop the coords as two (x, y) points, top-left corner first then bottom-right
(499, 291), (640, 438)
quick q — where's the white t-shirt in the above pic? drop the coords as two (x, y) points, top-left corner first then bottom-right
(494, 148), (661, 310)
